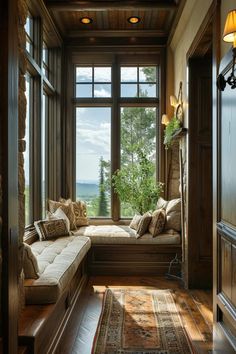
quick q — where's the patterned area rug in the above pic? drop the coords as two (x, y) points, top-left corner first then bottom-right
(92, 289), (194, 354)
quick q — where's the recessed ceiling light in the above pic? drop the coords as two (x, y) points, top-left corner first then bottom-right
(80, 17), (93, 24)
(127, 16), (141, 24)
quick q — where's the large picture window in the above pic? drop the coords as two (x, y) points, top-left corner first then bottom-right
(76, 107), (111, 217)
(120, 107), (156, 217)
(74, 61), (159, 219)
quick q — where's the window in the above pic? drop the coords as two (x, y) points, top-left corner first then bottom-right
(120, 107), (156, 217)
(25, 13), (34, 56)
(75, 66), (112, 98)
(43, 42), (49, 78)
(42, 93), (48, 217)
(74, 61), (159, 219)
(121, 66), (157, 97)
(24, 73), (32, 226)
(24, 10), (61, 228)
(76, 107), (111, 217)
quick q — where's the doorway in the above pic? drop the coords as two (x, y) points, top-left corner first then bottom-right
(186, 20), (213, 289)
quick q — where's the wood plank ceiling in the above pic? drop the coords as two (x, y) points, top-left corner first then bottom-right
(44, 0), (185, 47)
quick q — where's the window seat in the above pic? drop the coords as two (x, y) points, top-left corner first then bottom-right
(71, 224), (181, 276)
(19, 235), (91, 353)
(72, 225), (180, 245)
(25, 236), (91, 304)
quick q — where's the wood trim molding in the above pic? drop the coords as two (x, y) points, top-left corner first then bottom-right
(186, 0), (217, 60)
(46, 1), (178, 11)
(67, 30), (167, 39)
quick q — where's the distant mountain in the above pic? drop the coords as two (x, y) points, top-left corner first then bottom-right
(76, 182), (99, 198)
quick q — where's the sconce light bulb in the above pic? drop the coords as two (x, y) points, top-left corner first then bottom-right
(161, 114), (170, 126)
(170, 95), (178, 107)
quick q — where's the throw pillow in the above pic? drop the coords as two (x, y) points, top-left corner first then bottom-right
(156, 197), (168, 210)
(23, 243), (39, 279)
(156, 197), (181, 231)
(47, 207), (70, 232)
(48, 199), (77, 230)
(59, 197), (72, 204)
(136, 212), (152, 237)
(129, 214), (142, 230)
(148, 209), (166, 237)
(34, 219), (70, 240)
(72, 200), (89, 227)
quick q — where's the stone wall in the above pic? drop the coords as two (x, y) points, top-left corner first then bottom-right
(167, 141), (180, 200)
(18, 0), (28, 311)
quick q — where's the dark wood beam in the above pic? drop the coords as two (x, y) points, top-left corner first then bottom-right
(46, 1), (177, 11)
(67, 30), (167, 38)
(66, 35), (167, 47)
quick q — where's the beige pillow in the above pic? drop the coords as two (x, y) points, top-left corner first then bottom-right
(23, 243), (39, 279)
(59, 197), (72, 204)
(149, 209), (166, 237)
(48, 199), (77, 230)
(137, 212), (152, 237)
(156, 197), (168, 210)
(34, 219), (70, 240)
(47, 206), (70, 231)
(72, 201), (89, 227)
(156, 197), (181, 231)
(129, 214), (142, 230)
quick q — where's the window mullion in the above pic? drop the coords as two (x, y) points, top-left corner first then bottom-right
(111, 58), (120, 221)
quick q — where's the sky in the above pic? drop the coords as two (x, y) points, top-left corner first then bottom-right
(76, 107), (111, 183)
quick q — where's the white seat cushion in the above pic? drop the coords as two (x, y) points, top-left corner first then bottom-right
(73, 225), (180, 245)
(24, 236), (91, 304)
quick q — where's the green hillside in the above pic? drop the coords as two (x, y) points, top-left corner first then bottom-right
(76, 183), (99, 198)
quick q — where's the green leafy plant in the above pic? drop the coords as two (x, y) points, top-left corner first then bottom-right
(112, 149), (163, 215)
(164, 116), (181, 148)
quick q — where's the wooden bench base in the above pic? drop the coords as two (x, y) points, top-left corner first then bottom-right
(18, 258), (88, 354)
(88, 244), (182, 275)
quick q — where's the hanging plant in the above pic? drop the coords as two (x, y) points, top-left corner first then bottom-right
(164, 116), (181, 148)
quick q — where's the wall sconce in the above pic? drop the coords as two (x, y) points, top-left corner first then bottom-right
(217, 10), (236, 91)
(161, 114), (170, 126)
(162, 82), (183, 125)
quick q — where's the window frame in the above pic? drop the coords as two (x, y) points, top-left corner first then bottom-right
(24, 9), (61, 230)
(73, 59), (160, 221)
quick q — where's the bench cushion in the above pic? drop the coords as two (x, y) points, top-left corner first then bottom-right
(24, 236), (91, 304)
(73, 225), (180, 245)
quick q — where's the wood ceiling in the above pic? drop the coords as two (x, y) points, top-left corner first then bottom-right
(44, 0), (185, 47)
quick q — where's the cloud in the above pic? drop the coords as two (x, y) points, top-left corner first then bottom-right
(77, 124), (110, 155)
(94, 87), (111, 98)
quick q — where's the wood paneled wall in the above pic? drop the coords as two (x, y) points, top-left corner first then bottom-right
(0, 0), (19, 352)
(213, 51), (236, 352)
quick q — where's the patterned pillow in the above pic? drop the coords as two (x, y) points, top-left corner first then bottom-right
(148, 209), (166, 237)
(129, 214), (142, 230)
(48, 199), (77, 230)
(136, 212), (152, 237)
(72, 201), (89, 227)
(47, 207), (70, 231)
(23, 243), (39, 279)
(34, 219), (70, 240)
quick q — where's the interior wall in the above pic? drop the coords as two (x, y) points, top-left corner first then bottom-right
(165, 0), (215, 201)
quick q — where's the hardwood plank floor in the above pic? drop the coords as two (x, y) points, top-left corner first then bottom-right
(56, 276), (213, 354)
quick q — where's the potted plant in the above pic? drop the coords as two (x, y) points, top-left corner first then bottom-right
(112, 149), (163, 215)
(163, 116), (181, 148)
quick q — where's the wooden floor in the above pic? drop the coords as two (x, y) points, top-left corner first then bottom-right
(56, 276), (213, 354)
